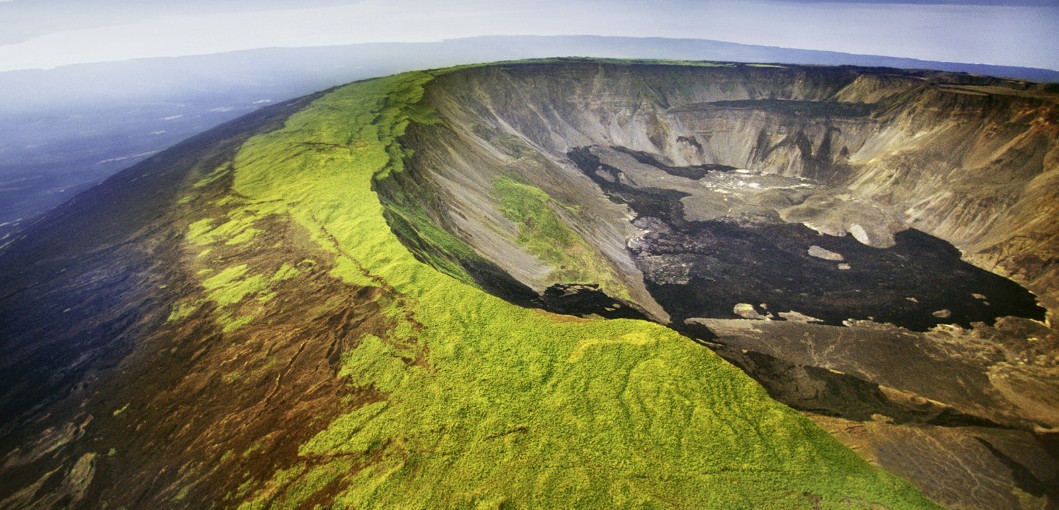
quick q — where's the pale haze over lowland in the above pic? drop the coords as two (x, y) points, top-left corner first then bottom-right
(1, 0), (1057, 72)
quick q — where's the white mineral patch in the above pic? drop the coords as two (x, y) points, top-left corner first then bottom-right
(802, 222), (826, 235)
(733, 303), (766, 320)
(849, 223), (871, 245)
(808, 245), (844, 261)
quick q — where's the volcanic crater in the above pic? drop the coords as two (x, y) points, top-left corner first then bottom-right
(2, 60), (1058, 509)
(381, 61), (1059, 508)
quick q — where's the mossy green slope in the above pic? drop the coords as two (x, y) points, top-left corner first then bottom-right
(492, 175), (630, 297)
(187, 68), (935, 508)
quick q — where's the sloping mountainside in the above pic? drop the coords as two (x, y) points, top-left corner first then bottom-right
(0, 60), (1053, 509)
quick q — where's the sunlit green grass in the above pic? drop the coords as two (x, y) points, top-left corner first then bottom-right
(177, 66), (939, 508)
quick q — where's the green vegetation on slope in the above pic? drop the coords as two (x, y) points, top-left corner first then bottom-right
(494, 176), (579, 269)
(176, 191), (281, 332)
(493, 176), (631, 299)
(169, 67), (935, 508)
(374, 173), (481, 285)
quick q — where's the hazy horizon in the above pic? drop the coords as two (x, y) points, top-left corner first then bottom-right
(1, 0), (1057, 72)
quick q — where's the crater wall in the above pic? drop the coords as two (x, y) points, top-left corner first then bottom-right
(380, 61), (1059, 509)
(389, 63), (1059, 317)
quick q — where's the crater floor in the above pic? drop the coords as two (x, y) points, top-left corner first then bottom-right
(569, 144), (1046, 332)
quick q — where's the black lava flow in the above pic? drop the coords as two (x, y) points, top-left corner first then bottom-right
(568, 146), (1046, 332)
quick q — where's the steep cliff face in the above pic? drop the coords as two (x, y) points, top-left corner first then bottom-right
(398, 62), (1059, 315)
(380, 61), (1059, 509)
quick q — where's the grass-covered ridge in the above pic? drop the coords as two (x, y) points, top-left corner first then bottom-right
(175, 64), (936, 508)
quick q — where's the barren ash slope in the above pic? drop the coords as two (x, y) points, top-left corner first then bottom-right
(0, 60), (1056, 509)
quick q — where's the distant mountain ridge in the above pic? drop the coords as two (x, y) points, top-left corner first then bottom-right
(462, 35), (1059, 83)
(4, 35), (1056, 112)
(1, 34), (1056, 243)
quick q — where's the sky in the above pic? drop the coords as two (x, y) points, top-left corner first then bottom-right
(0, 0), (1057, 72)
